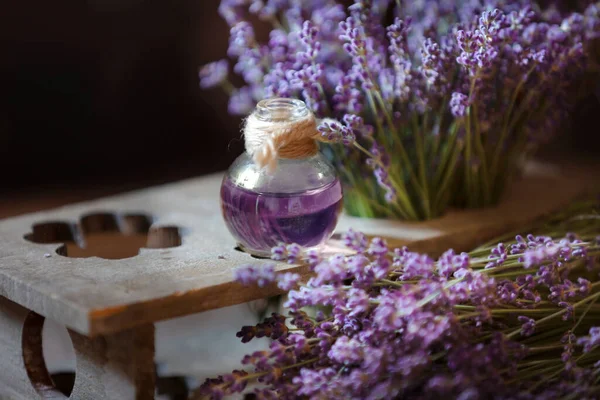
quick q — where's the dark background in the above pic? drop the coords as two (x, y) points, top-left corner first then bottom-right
(0, 0), (598, 217)
(0, 0), (246, 216)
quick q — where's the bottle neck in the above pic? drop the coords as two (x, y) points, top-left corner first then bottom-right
(254, 98), (309, 123)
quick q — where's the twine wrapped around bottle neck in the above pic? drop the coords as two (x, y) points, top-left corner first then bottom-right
(243, 98), (323, 173)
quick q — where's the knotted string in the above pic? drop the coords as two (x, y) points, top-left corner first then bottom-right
(243, 109), (327, 173)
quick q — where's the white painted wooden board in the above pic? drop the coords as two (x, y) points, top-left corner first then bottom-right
(0, 159), (597, 338)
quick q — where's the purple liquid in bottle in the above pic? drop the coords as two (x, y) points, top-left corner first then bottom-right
(220, 177), (343, 256)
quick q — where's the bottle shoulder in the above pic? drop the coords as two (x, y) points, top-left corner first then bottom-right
(225, 152), (338, 194)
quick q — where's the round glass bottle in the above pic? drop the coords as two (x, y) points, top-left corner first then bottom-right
(220, 98), (343, 257)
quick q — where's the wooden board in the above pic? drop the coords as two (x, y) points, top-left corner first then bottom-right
(0, 159), (597, 337)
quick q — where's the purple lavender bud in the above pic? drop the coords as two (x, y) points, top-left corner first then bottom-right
(561, 13), (585, 35)
(228, 21), (255, 57)
(317, 119), (356, 145)
(523, 244), (557, 268)
(577, 277), (591, 295)
(475, 46), (498, 68)
(314, 254), (349, 286)
(198, 59), (229, 89)
(287, 333), (308, 357)
(333, 74), (364, 114)
(305, 248), (321, 268)
(346, 254), (369, 275)
(547, 25), (568, 42)
(420, 37), (448, 88)
(286, 243), (303, 264)
(233, 263), (276, 287)
(346, 288), (370, 317)
(271, 243), (286, 261)
(368, 237), (388, 257)
(342, 229), (368, 253)
(328, 336), (364, 365)
(236, 325), (257, 343)
(402, 252), (436, 280)
(558, 301), (574, 321)
(584, 3), (600, 39)
(577, 327), (600, 353)
(228, 86), (255, 115)
(373, 166), (397, 203)
(293, 368), (335, 396)
(383, 190), (397, 203)
(297, 20), (321, 63)
(479, 8), (505, 42)
(450, 92), (469, 117)
(277, 272), (300, 291)
(438, 249), (470, 278)
(517, 316), (536, 336)
(342, 113), (363, 130)
(531, 49), (547, 64)
(233, 264), (257, 286)
(218, 0), (245, 27)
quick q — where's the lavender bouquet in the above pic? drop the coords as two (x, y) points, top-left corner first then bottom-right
(200, 0), (599, 220)
(193, 197), (600, 399)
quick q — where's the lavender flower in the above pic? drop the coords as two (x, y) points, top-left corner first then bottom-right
(518, 315), (536, 336)
(228, 86), (255, 115)
(234, 263), (276, 287)
(198, 59), (229, 89)
(450, 92), (469, 117)
(341, 228), (368, 252)
(228, 21), (256, 57)
(277, 272), (300, 291)
(387, 18), (413, 102)
(198, 199), (600, 400)
(420, 37), (449, 89)
(578, 327), (600, 353)
(333, 74), (363, 114)
(204, 0), (600, 220)
(271, 242), (303, 264)
(317, 119), (356, 144)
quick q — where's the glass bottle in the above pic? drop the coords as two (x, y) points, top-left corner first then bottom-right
(220, 98), (343, 258)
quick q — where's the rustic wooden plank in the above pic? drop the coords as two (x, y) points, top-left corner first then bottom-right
(0, 159), (597, 337)
(0, 296), (155, 400)
(68, 324), (155, 399)
(0, 297), (66, 400)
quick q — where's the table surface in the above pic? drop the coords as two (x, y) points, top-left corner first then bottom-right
(0, 160), (598, 337)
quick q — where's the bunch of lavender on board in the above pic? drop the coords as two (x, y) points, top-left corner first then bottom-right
(200, 0), (600, 220)
(191, 197), (600, 399)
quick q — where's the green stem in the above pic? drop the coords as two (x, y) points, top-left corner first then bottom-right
(434, 125), (462, 210)
(530, 348), (600, 393)
(528, 344), (563, 353)
(371, 90), (425, 200)
(490, 63), (537, 182)
(472, 103), (490, 204)
(433, 121), (459, 186)
(463, 70), (479, 207)
(416, 278), (464, 308)
(457, 312), (481, 320)
(464, 110), (473, 206)
(506, 292), (600, 339)
(572, 292), (600, 333)
(353, 142), (416, 219)
(506, 364), (564, 383)
(429, 100), (447, 161)
(413, 114), (431, 219)
(220, 80), (236, 96)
